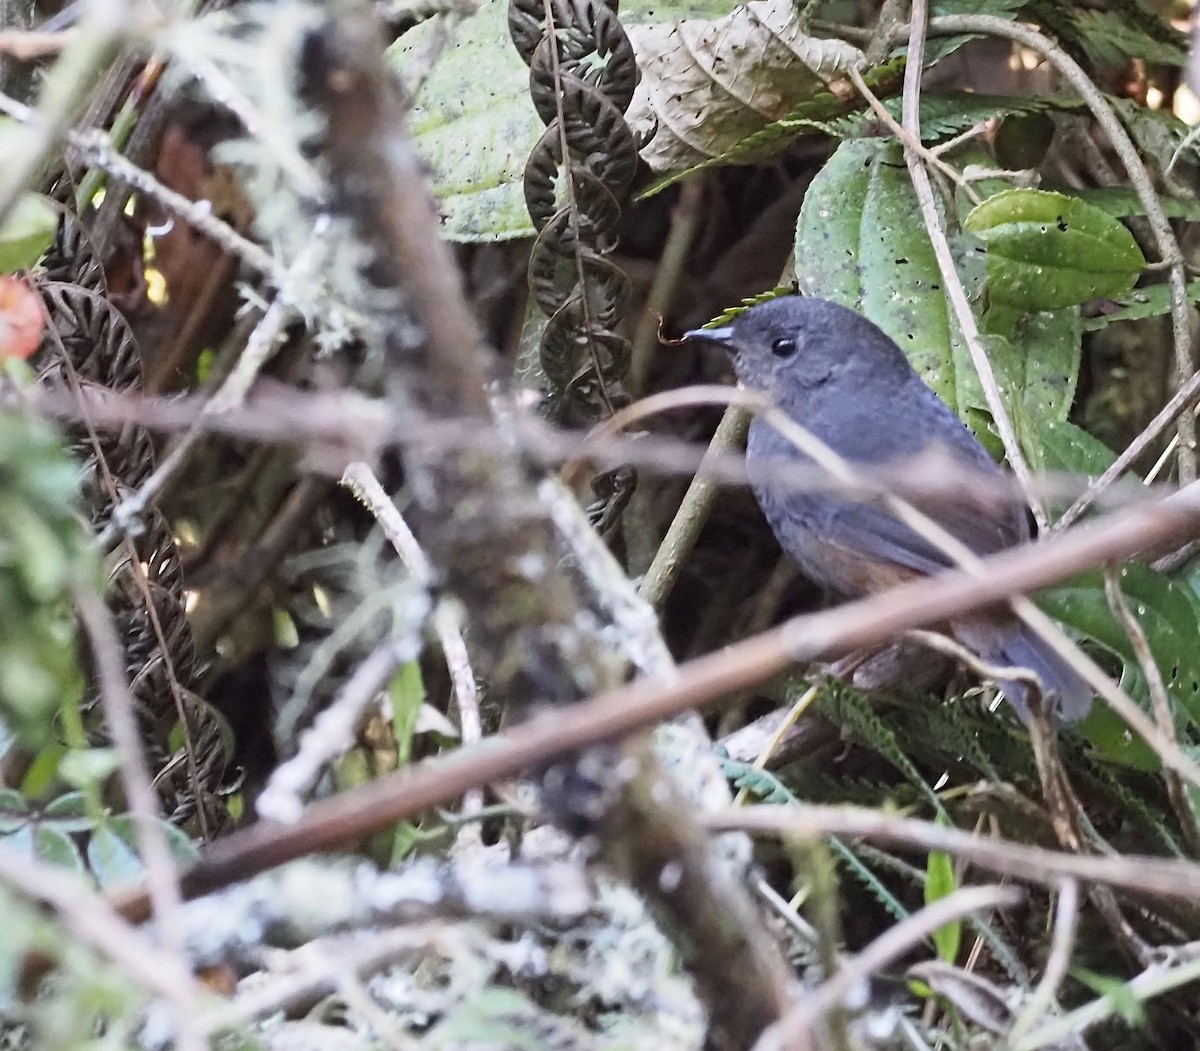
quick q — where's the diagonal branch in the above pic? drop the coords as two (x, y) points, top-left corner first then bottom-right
(109, 476), (1200, 921)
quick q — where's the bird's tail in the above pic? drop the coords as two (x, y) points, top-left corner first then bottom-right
(953, 620), (1093, 725)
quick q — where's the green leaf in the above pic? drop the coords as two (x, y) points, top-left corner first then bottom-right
(41, 791), (95, 833)
(6, 823), (86, 874)
(975, 309), (1082, 469)
(1067, 187), (1200, 221)
(1036, 419), (1118, 478)
(1071, 967), (1146, 1026)
(58, 747), (120, 790)
(392, 3), (541, 242)
(389, 659), (426, 766)
(828, 91), (1049, 145)
(794, 138), (962, 410)
(964, 189), (1145, 310)
(1083, 282), (1200, 332)
(924, 831), (961, 963)
(0, 788), (29, 833)
(0, 412), (96, 749)
(817, 683), (948, 817)
(794, 140), (1085, 456)
(921, 0), (1031, 63)
(1039, 564), (1200, 767)
(1109, 96), (1200, 179)
(87, 814), (199, 888)
(0, 193), (55, 272)
(86, 822), (142, 887)
(704, 285), (795, 328)
(829, 837), (911, 922)
(1076, 9), (1188, 67)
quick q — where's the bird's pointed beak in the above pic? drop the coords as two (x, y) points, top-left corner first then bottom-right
(683, 325), (736, 352)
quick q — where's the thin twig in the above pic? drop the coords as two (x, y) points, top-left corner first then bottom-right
(925, 13), (1198, 491)
(0, 0), (130, 227)
(39, 294), (211, 828)
(748, 393), (1192, 783)
(1014, 951), (1200, 1050)
(1005, 878), (1080, 1047)
(341, 461), (483, 815)
(170, 50), (323, 199)
(630, 176), (705, 394)
(639, 405), (751, 609)
(0, 846), (209, 1019)
(0, 28), (74, 57)
(847, 65), (979, 203)
(1056, 367), (1200, 529)
(538, 476), (675, 677)
(341, 461), (435, 579)
(73, 591), (206, 1051)
(99, 218), (333, 546)
(732, 683), (820, 807)
(219, 926), (458, 1027)
(40, 381), (1152, 513)
(900, 0), (1046, 529)
(757, 885), (1024, 1051)
(904, 629), (1042, 689)
(207, 219), (332, 412)
(257, 640), (408, 824)
(0, 87), (365, 338)
(1104, 566), (1200, 855)
(716, 806), (1200, 904)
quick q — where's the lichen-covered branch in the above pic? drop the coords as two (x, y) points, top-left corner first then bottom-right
(294, 5), (792, 1046)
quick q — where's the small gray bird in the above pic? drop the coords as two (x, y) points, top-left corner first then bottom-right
(686, 295), (1092, 724)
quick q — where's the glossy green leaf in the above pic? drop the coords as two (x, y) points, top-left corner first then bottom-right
(1036, 419), (1118, 478)
(795, 139), (961, 408)
(964, 189), (1145, 310)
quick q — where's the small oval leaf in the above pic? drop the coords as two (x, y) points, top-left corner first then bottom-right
(964, 189), (1145, 310)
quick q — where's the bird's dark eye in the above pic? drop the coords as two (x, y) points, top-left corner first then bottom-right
(771, 337), (798, 358)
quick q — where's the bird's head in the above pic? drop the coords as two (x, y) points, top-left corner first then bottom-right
(685, 295), (910, 400)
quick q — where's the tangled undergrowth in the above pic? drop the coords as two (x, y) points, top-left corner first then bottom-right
(4, 0), (1200, 1048)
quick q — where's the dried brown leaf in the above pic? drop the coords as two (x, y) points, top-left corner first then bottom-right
(625, 0), (863, 172)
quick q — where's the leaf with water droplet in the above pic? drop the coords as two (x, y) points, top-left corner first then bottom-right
(964, 190), (1145, 311)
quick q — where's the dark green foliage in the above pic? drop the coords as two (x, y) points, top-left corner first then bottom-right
(0, 410), (96, 748)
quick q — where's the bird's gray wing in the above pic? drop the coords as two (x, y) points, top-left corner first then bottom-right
(757, 488), (1026, 591)
(824, 494), (1020, 576)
